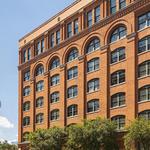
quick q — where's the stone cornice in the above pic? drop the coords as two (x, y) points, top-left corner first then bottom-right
(18, 0), (150, 71)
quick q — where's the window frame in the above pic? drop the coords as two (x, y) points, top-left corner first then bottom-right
(87, 99), (99, 113)
(67, 86), (78, 99)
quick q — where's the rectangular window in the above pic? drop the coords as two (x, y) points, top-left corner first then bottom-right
(36, 41), (41, 55)
(95, 6), (100, 23)
(51, 75), (60, 86)
(23, 50), (26, 63)
(67, 22), (72, 38)
(24, 71), (30, 81)
(87, 10), (92, 27)
(36, 81), (44, 92)
(110, 0), (116, 14)
(56, 30), (60, 44)
(27, 48), (31, 60)
(119, 0), (126, 10)
(50, 33), (55, 48)
(74, 19), (79, 34)
(67, 67), (78, 80)
(41, 39), (44, 52)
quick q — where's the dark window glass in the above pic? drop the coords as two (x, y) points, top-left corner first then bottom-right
(36, 39), (44, 55)
(51, 75), (60, 86)
(138, 12), (150, 30)
(67, 48), (78, 62)
(36, 97), (44, 108)
(87, 99), (99, 113)
(36, 113), (44, 124)
(50, 58), (60, 70)
(87, 78), (99, 93)
(86, 38), (100, 54)
(36, 81), (44, 92)
(67, 66), (78, 80)
(67, 105), (78, 117)
(110, 0), (116, 14)
(111, 93), (125, 108)
(24, 70), (30, 81)
(87, 58), (99, 72)
(56, 30), (60, 44)
(35, 65), (44, 76)
(74, 19), (79, 34)
(67, 86), (78, 98)
(23, 117), (30, 126)
(67, 23), (72, 38)
(51, 92), (59, 103)
(138, 60), (150, 77)
(87, 10), (92, 27)
(111, 70), (125, 86)
(111, 47), (125, 64)
(23, 50), (26, 63)
(51, 109), (59, 121)
(119, 0), (126, 9)
(138, 85), (150, 102)
(95, 6), (100, 23)
(112, 115), (125, 130)
(23, 102), (30, 111)
(27, 48), (31, 60)
(50, 33), (55, 48)
(23, 87), (30, 96)
(139, 110), (150, 120)
(138, 36), (150, 53)
(110, 27), (127, 43)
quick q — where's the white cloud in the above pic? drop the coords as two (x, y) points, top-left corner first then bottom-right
(0, 116), (14, 128)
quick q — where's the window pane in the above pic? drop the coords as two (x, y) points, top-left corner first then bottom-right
(56, 30), (60, 44)
(95, 6), (100, 23)
(87, 11), (92, 27)
(110, 0), (116, 14)
(67, 23), (72, 38)
(74, 19), (79, 34)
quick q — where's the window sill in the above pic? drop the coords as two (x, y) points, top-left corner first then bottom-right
(86, 69), (100, 75)
(110, 59), (126, 66)
(36, 122), (44, 125)
(23, 110), (30, 112)
(86, 110), (100, 115)
(50, 101), (60, 105)
(36, 89), (44, 93)
(36, 106), (44, 109)
(110, 82), (125, 88)
(67, 115), (78, 119)
(23, 125), (31, 128)
(109, 36), (126, 46)
(138, 50), (150, 56)
(85, 48), (100, 56)
(49, 66), (60, 72)
(66, 58), (78, 65)
(110, 105), (126, 110)
(67, 96), (78, 100)
(138, 75), (150, 80)
(50, 83), (60, 87)
(138, 100), (150, 104)
(23, 94), (30, 98)
(137, 26), (150, 33)
(87, 90), (100, 95)
(50, 119), (60, 122)
(67, 77), (78, 81)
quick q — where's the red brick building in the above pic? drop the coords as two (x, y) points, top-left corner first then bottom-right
(18, 0), (150, 149)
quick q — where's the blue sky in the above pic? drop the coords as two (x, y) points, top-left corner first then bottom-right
(0, 0), (74, 142)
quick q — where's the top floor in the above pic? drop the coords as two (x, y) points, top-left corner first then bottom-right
(19, 0), (142, 65)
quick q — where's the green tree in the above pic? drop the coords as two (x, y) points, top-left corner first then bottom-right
(27, 127), (67, 150)
(124, 118), (150, 150)
(0, 141), (17, 150)
(66, 118), (118, 150)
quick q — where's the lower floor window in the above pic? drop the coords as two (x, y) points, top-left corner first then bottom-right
(112, 115), (125, 130)
(67, 105), (78, 117)
(36, 113), (44, 124)
(87, 99), (99, 113)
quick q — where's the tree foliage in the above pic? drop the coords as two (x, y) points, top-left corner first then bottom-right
(124, 118), (150, 150)
(0, 141), (17, 150)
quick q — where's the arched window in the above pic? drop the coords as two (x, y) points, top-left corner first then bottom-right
(110, 26), (127, 43)
(139, 110), (150, 120)
(87, 57), (99, 72)
(86, 38), (100, 54)
(50, 58), (60, 70)
(23, 116), (30, 126)
(36, 113), (44, 124)
(51, 74), (60, 86)
(138, 85), (150, 102)
(67, 86), (78, 98)
(23, 86), (30, 96)
(23, 101), (30, 111)
(111, 92), (125, 108)
(138, 60), (150, 77)
(111, 47), (125, 64)
(50, 109), (59, 121)
(138, 36), (150, 53)
(67, 105), (78, 117)
(36, 80), (44, 92)
(67, 66), (78, 80)
(111, 70), (125, 86)
(51, 92), (59, 103)
(36, 97), (44, 108)
(23, 132), (29, 142)
(111, 115), (125, 130)
(67, 48), (78, 62)
(87, 99), (99, 113)
(87, 78), (99, 93)
(35, 64), (44, 76)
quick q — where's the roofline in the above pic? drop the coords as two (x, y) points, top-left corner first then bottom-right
(19, 0), (81, 42)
